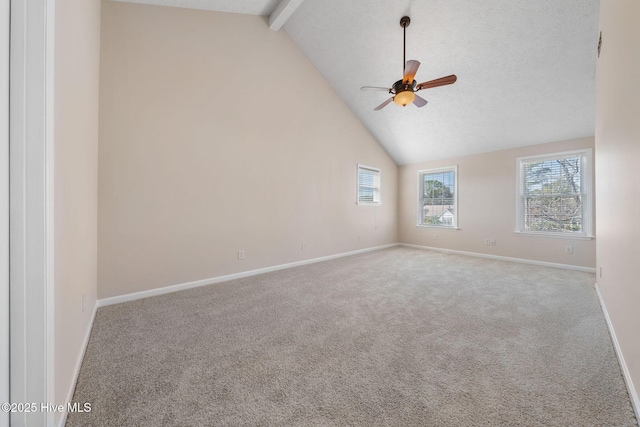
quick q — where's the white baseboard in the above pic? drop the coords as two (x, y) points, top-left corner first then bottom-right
(98, 244), (399, 307)
(56, 302), (98, 427)
(99, 243), (596, 308)
(399, 243), (596, 273)
(595, 284), (640, 422)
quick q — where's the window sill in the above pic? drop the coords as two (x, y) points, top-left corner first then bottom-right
(514, 231), (594, 240)
(416, 225), (460, 230)
(357, 202), (381, 206)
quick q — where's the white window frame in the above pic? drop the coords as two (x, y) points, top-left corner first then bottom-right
(417, 165), (458, 229)
(357, 164), (381, 206)
(515, 149), (593, 239)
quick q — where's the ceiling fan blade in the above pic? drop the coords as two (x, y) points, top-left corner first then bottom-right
(403, 60), (421, 83)
(413, 94), (428, 108)
(361, 86), (392, 92)
(374, 97), (394, 111)
(416, 74), (457, 90)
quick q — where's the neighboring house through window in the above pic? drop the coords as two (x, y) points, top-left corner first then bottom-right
(516, 149), (593, 237)
(357, 164), (381, 205)
(418, 166), (457, 227)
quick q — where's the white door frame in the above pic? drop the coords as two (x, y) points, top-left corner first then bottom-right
(9, 0), (55, 426)
(1, 0), (10, 426)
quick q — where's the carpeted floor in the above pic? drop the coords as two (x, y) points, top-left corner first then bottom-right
(67, 247), (638, 426)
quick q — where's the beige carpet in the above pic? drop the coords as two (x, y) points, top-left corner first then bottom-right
(67, 247), (638, 426)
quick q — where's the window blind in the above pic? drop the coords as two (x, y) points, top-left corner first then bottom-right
(358, 166), (380, 204)
(517, 150), (592, 235)
(418, 167), (457, 227)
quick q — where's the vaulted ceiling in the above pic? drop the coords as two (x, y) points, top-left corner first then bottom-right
(111, 0), (600, 165)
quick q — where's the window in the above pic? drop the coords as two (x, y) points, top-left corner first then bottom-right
(357, 164), (381, 205)
(418, 166), (457, 227)
(516, 149), (593, 237)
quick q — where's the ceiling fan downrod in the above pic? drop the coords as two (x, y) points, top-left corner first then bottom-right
(400, 16), (410, 76)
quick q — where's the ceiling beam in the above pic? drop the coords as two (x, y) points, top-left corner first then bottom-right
(268, 0), (305, 31)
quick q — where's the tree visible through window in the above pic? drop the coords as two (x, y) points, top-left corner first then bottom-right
(418, 167), (457, 227)
(517, 150), (592, 235)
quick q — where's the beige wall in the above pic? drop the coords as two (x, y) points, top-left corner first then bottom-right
(398, 137), (596, 268)
(98, 2), (397, 299)
(595, 0), (640, 412)
(54, 0), (101, 412)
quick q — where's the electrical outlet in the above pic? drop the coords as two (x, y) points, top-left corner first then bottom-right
(565, 246), (573, 254)
(599, 266), (603, 278)
(357, 235), (361, 241)
(490, 239), (496, 246)
(82, 294), (86, 313)
(238, 250), (245, 260)
(301, 241), (305, 250)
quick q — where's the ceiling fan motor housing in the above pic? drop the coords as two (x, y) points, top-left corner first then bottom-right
(392, 79), (416, 106)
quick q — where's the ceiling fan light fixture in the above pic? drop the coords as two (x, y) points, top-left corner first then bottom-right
(393, 89), (415, 107)
(362, 16), (457, 111)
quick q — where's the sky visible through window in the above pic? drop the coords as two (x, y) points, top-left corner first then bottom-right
(522, 155), (583, 232)
(421, 170), (455, 226)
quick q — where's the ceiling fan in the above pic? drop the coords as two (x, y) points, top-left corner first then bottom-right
(362, 16), (457, 111)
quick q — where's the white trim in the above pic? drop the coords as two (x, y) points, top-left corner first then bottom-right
(417, 165), (458, 228)
(9, 0), (55, 425)
(513, 230), (594, 240)
(268, 0), (305, 31)
(99, 244), (399, 307)
(46, 0), (56, 422)
(516, 148), (594, 163)
(515, 148), (593, 237)
(399, 243), (596, 273)
(0, 0), (10, 424)
(595, 284), (640, 421)
(55, 303), (98, 427)
(356, 163), (382, 206)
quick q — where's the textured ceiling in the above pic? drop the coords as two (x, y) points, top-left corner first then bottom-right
(109, 0), (600, 165)
(109, 0), (281, 16)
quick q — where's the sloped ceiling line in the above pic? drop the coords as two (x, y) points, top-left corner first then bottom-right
(107, 0), (600, 165)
